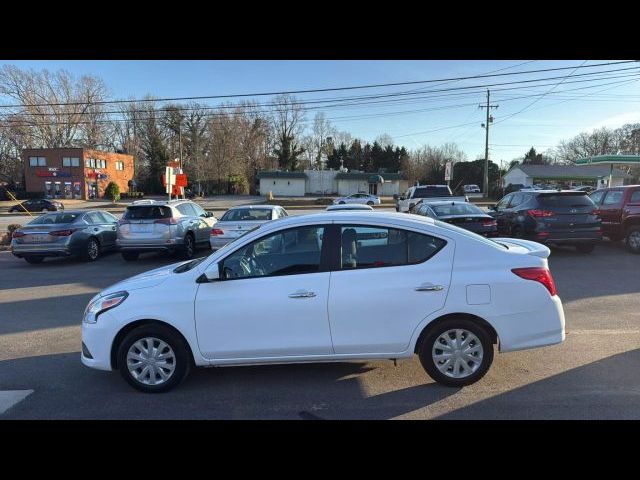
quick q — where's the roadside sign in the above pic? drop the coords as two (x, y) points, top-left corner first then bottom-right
(445, 161), (452, 181)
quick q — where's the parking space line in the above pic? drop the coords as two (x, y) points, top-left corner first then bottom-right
(0, 390), (33, 415)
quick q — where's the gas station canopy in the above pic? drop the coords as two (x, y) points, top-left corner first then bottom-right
(575, 155), (640, 187)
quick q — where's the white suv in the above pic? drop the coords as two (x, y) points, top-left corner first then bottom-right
(83, 211), (565, 393)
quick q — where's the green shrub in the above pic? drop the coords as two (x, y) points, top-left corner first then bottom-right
(2, 224), (22, 245)
(104, 182), (121, 203)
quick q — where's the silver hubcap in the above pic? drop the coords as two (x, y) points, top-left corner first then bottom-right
(88, 240), (98, 259)
(629, 231), (640, 250)
(127, 337), (176, 386)
(432, 329), (483, 379)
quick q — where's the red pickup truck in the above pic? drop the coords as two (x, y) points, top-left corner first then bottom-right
(589, 185), (640, 253)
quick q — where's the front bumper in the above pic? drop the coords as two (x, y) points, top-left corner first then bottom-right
(81, 310), (119, 371)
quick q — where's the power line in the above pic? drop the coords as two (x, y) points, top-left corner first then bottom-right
(2, 68), (638, 129)
(0, 61), (636, 109)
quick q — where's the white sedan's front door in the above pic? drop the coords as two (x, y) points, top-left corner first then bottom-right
(194, 224), (333, 360)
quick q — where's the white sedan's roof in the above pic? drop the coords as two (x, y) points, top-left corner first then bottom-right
(227, 204), (281, 211)
(262, 211), (435, 231)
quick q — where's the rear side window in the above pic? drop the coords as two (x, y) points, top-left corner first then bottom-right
(123, 206), (172, 220)
(340, 225), (446, 270)
(629, 190), (640, 204)
(538, 194), (594, 207)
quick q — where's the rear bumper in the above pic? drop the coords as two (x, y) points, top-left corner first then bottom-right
(493, 296), (566, 353)
(117, 238), (184, 252)
(533, 232), (602, 244)
(11, 242), (77, 258)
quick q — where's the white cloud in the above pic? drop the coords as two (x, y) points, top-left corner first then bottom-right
(586, 111), (640, 131)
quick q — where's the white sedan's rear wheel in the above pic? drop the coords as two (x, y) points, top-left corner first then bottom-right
(419, 318), (493, 387)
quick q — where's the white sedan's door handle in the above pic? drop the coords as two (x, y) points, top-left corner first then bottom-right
(415, 284), (444, 292)
(288, 290), (317, 299)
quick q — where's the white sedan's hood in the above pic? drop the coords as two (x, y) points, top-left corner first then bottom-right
(99, 261), (187, 297)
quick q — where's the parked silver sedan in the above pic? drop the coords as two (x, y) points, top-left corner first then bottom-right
(210, 205), (288, 250)
(11, 210), (118, 264)
(333, 193), (381, 206)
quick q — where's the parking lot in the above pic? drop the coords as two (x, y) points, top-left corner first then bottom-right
(1, 214), (639, 419)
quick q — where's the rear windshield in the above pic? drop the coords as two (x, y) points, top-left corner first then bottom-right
(29, 213), (82, 225)
(538, 193), (594, 207)
(413, 186), (452, 198)
(123, 206), (172, 220)
(435, 219), (507, 249)
(431, 203), (484, 216)
(220, 208), (272, 221)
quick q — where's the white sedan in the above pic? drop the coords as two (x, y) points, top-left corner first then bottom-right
(81, 211), (565, 392)
(333, 193), (381, 206)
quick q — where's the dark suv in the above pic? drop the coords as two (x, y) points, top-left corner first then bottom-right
(489, 190), (602, 253)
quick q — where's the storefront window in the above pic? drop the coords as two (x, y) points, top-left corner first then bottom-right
(54, 182), (61, 198)
(44, 182), (52, 198)
(73, 182), (81, 199)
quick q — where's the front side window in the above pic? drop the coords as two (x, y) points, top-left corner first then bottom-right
(176, 203), (197, 216)
(220, 226), (325, 280)
(495, 194), (512, 211)
(603, 191), (624, 207)
(339, 225), (446, 270)
(85, 212), (104, 224)
(589, 190), (606, 205)
(630, 190), (640, 204)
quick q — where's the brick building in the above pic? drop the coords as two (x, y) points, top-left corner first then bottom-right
(23, 148), (134, 200)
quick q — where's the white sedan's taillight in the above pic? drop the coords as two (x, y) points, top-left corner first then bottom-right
(512, 267), (557, 296)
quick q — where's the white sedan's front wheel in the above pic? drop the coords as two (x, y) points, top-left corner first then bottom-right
(419, 318), (494, 387)
(117, 325), (191, 393)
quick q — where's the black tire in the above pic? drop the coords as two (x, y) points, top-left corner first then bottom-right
(180, 233), (195, 259)
(367, 201), (374, 206)
(625, 225), (640, 254)
(117, 324), (191, 393)
(81, 237), (100, 262)
(24, 256), (44, 264)
(418, 318), (494, 387)
(121, 252), (139, 261)
(575, 243), (595, 254)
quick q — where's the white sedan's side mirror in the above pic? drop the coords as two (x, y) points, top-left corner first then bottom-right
(197, 264), (220, 283)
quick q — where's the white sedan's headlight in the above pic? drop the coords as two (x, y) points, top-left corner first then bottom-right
(83, 291), (128, 324)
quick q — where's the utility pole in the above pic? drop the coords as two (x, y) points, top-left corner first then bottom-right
(479, 90), (499, 198)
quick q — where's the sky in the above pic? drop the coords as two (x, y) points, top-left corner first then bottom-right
(1, 60), (638, 164)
